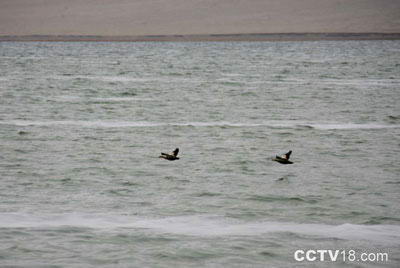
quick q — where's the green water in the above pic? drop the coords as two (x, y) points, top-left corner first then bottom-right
(0, 41), (399, 267)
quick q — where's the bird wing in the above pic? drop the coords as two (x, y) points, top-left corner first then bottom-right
(284, 150), (292, 160)
(173, 148), (179, 157)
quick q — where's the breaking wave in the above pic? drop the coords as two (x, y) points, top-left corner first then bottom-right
(1, 213), (399, 245)
(1, 120), (399, 130)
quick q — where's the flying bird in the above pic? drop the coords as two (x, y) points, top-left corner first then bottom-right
(272, 150), (293, 164)
(159, 148), (180, 161)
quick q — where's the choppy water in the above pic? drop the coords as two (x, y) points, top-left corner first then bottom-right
(0, 41), (399, 267)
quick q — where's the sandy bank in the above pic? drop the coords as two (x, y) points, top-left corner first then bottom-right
(1, 0), (400, 37)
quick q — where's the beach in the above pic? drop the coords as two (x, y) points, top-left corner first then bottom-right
(1, 0), (399, 40)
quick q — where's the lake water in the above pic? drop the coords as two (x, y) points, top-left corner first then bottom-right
(0, 41), (399, 267)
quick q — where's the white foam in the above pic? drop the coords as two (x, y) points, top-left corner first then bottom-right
(52, 75), (201, 83)
(0, 120), (262, 128)
(95, 76), (149, 83)
(308, 123), (400, 130)
(0, 213), (399, 244)
(54, 96), (153, 102)
(1, 120), (399, 130)
(0, 120), (163, 128)
(0, 120), (280, 128)
(318, 78), (400, 86)
(258, 78), (400, 86)
(53, 75), (150, 82)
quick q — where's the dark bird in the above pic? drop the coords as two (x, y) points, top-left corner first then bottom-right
(272, 150), (293, 164)
(159, 148), (180, 161)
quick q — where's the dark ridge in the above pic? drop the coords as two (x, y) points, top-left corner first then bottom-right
(1, 33), (400, 42)
(364, 216), (400, 225)
(259, 251), (278, 257)
(194, 192), (222, 197)
(246, 195), (318, 204)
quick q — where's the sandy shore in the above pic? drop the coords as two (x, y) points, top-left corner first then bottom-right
(1, 0), (400, 38)
(1, 33), (400, 42)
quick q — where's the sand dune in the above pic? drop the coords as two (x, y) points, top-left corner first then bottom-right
(1, 0), (399, 36)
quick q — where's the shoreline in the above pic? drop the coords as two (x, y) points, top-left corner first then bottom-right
(1, 33), (400, 42)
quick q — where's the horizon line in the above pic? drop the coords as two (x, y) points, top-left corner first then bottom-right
(1, 32), (400, 42)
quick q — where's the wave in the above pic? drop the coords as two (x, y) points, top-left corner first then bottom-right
(248, 78), (400, 86)
(0, 120), (266, 128)
(305, 123), (400, 130)
(53, 75), (200, 83)
(54, 96), (153, 102)
(0, 213), (399, 244)
(315, 78), (400, 86)
(55, 75), (150, 82)
(0, 120), (164, 128)
(1, 120), (399, 130)
(6, 74), (400, 86)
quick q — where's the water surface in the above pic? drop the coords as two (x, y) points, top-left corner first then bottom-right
(0, 41), (399, 267)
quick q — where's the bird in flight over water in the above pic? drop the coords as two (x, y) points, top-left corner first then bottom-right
(272, 150), (293, 164)
(159, 148), (180, 161)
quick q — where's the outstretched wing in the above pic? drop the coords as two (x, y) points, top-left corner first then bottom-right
(284, 150), (292, 160)
(173, 148), (179, 157)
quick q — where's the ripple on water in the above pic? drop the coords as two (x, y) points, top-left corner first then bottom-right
(363, 216), (400, 225)
(194, 192), (222, 197)
(107, 188), (134, 196)
(246, 195), (319, 204)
